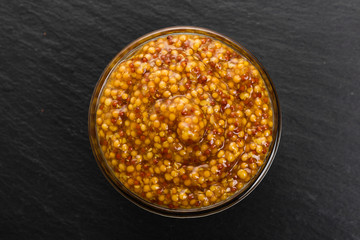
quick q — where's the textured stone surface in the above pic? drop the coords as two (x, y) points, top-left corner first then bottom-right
(1, 0), (359, 239)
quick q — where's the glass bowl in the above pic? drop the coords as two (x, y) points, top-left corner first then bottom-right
(88, 26), (281, 218)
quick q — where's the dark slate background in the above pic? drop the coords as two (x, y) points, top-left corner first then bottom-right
(1, 0), (359, 239)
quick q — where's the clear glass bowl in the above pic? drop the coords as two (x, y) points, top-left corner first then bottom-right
(88, 26), (282, 218)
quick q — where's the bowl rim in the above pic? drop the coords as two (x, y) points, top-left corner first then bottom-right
(88, 26), (282, 218)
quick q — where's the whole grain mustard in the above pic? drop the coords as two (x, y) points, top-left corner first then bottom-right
(96, 34), (273, 209)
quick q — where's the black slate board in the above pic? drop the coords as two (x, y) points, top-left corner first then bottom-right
(1, 0), (359, 239)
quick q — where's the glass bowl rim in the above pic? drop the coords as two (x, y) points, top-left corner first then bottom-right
(88, 26), (282, 218)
